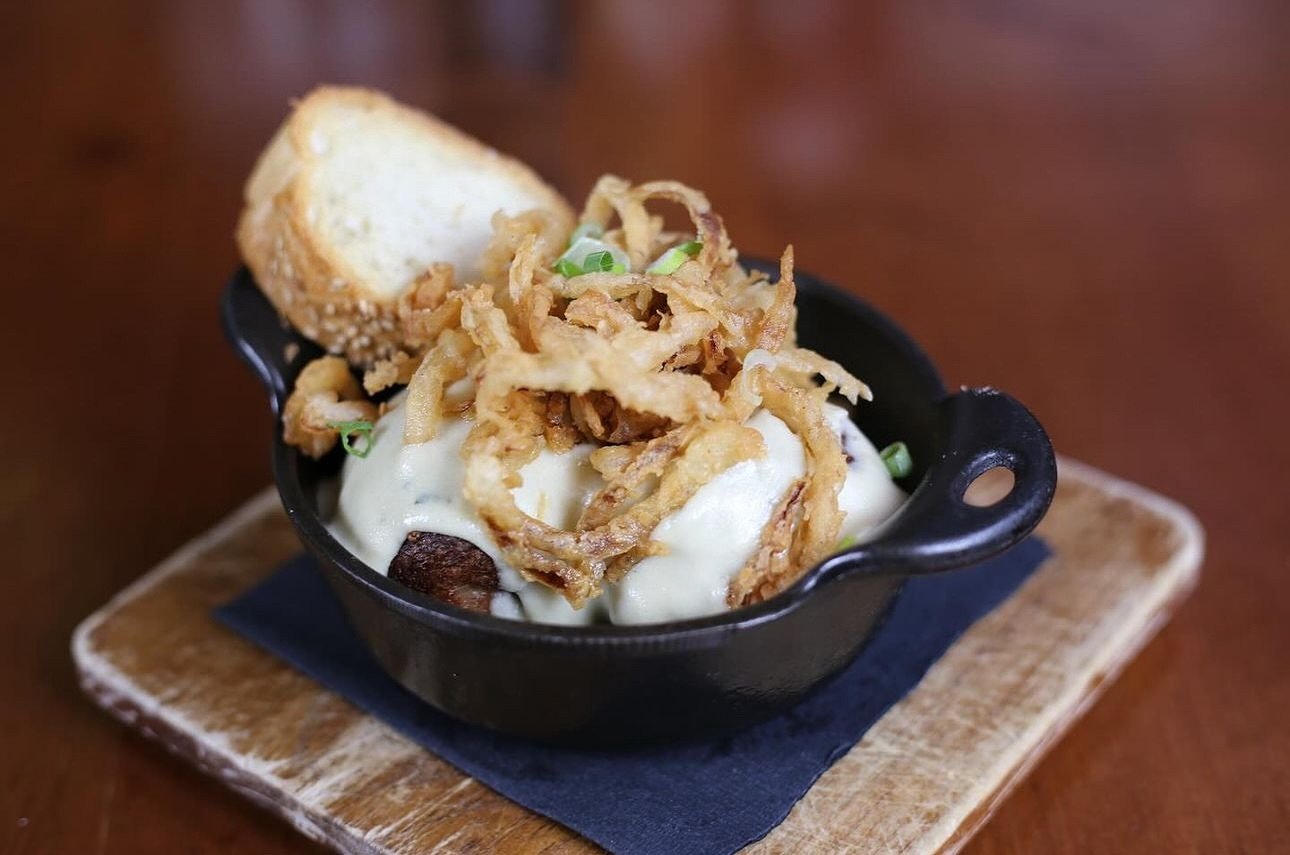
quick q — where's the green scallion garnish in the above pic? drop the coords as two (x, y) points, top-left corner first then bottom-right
(880, 441), (912, 479)
(328, 419), (375, 458)
(555, 234), (629, 276)
(554, 258), (583, 278)
(581, 250), (616, 272)
(646, 239), (704, 275)
(836, 534), (858, 551)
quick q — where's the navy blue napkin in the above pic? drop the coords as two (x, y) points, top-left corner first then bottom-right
(216, 538), (1048, 855)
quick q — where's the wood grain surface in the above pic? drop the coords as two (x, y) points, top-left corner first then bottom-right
(3, 2), (1286, 853)
(71, 462), (1201, 855)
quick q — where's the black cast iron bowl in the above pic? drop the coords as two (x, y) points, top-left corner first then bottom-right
(222, 260), (1056, 743)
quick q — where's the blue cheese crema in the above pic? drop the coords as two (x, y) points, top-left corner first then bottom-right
(329, 388), (907, 626)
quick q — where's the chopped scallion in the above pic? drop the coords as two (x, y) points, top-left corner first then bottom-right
(609, 262), (627, 274)
(554, 258), (583, 278)
(328, 419), (375, 458)
(556, 236), (630, 276)
(646, 239), (704, 274)
(880, 441), (912, 479)
(836, 534), (858, 551)
(581, 250), (616, 272)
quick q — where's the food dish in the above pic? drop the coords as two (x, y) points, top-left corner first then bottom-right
(224, 262), (1055, 740)
(284, 172), (913, 626)
(225, 88), (1056, 738)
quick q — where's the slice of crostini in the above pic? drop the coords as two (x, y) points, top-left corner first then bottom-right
(237, 85), (573, 365)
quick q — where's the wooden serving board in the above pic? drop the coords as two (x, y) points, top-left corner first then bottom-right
(72, 458), (1202, 854)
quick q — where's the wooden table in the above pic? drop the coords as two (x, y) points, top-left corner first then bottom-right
(3, 2), (1285, 852)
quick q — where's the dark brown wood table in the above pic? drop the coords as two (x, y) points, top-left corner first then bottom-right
(3, 2), (1286, 852)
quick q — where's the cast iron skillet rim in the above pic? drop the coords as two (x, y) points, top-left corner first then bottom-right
(244, 263), (954, 646)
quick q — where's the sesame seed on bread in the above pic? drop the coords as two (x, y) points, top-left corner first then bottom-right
(236, 86), (574, 365)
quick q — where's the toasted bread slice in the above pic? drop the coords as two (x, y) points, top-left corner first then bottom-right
(237, 86), (573, 364)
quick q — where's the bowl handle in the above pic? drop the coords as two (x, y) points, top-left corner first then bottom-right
(816, 388), (1057, 583)
(220, 268), (318, 415)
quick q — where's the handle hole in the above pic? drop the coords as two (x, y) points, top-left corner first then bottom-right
(962, 466), (1015, 507)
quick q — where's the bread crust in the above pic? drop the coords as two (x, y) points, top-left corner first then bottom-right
(236, 86), (573, 365)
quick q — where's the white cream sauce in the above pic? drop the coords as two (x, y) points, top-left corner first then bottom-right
(329, 396), (906, 626)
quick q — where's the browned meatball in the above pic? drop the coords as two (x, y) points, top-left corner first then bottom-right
(388, 531), (499, 613)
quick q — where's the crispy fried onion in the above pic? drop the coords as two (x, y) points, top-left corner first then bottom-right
(282, 356), (378, 458)
(281, 176), (872, 609)
(726, 373), (848, 606)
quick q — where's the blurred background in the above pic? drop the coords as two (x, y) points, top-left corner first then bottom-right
(2, 1), (1286, 852)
